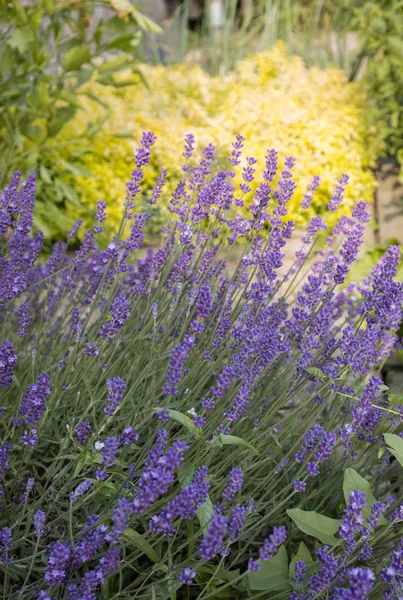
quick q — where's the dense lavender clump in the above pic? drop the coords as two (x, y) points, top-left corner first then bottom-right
(0, 133), (402, 599)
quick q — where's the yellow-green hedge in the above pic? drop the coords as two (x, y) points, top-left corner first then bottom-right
(55, 42), (383, 235)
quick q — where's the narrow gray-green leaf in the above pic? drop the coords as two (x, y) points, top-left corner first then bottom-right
(220, 434), (258, 454)
(123, 527), (161, 563)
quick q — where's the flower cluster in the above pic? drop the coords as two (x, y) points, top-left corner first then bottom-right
(0, 134), (402, 599)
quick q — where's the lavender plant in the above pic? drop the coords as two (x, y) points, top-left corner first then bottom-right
(1, 133), (403, 599)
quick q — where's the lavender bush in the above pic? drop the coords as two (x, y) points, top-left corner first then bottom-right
(1, 132), (403, 599)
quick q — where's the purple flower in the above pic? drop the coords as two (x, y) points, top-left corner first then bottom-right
(149, 466), (209, 535)
(228, 504), (248, 542)
(163, 335), (194, 396)
(94, 200), (107, 233)
(100, 295), (130, 339)
(339, 490), (367, 555)
(18, 373), (51, 426)
(331, 567), (375, 599)
(294, 479), (306, 492)
(259, 525), (287, 560)
(34, 510), (46, 537)
(17, 301), (31, 337)
(132, 438), (188, 514)
(157, 408), (171, 422)
(292, 560), (307, 585)
(222, 467), (243, 501)
(67, 218), (83, 239)
(86, 341), (99, 357)
(0, 527), (12, 563)
(0, 442), (11, 481)
(20, 428), (38, 446)
(105, 377), (126, 416)
(179, 567), (196, 584)
(44, 541), (73, 585)
(106, 497), (132, 544)
(193, 414), (206, 427)
(328, 174), (349, 211)
(248, 558), (260, 571)
(70, 479), (92, 501)
(75, 420), (92, 444)
(121, 426), (139, 445)
(0, 340), (16, 388)
(259, 526), (287, 560)
(199, 513), (228, 560)
(100, 437), (120, 468)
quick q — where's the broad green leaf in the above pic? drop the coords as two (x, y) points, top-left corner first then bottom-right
(343, 468), (385, 522)
(289, 541), (312, 581)
(158, 409), (202, 439)
(7, 28), (34, 54)
(305, 367), (326, 379)
(197, 495), (214, 533)
(123, 527), (161, 563)
(388, 394), (403, 405)
(384, 433), (403, 467)
(220, 434), (258, 454)
(63, 46), (91, 72)
(287, 508), (342, 546)
(248, 545), (291, 591)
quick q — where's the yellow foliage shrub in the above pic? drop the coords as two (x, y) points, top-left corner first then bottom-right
(56, 42), (382, 236)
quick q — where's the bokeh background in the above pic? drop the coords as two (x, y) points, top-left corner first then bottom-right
(1, 0), (402, 280)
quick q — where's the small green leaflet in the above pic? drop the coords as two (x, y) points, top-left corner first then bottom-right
(287, 508), (342, 546)
(197, 496), (214, 533)
(219, 434), (258, 454)
(384, 433), (403, 467)
(248, 545), (291, 591)
(123, 527), (162, 564)
(63, 46), (91, 72)
(305, 367), (326, 379)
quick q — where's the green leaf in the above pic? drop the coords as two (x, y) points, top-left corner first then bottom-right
(388, 394), (403, 405)
(60, 161), (97, 178)
(47, 106), (76, 137)
(197, 495), (214, 533)
(7, 28), (35, 54)
(58, 180), (82, 208)
(248, 545), (291, 591)
(289, 541), (312, 581)
(287, 508), (342, 546)
(219, 434), (258, 454)
(343, 468), (385, 521)
(384, 433), (403, 467)
(57, 91), (84, 109)
(122, 527), (162, 563)
(39, 165), (52, 184)
(157, 409), (202, 439)
(98, 55), (135, 74)
(305, 367), (326, 379)
(63, 46), (91, 72)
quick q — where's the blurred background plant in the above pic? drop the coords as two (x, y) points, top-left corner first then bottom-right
(54, 43), (382, 240)
(146, 0), (402, 165)
(1, 0), (402, 242)
(0, 0), (160, 237)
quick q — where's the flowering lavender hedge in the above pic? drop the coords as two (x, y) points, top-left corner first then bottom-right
(1, 132), (403, 600)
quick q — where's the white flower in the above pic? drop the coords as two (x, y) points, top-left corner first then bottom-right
(95, 441), (104, 450)
(187, 407), (197, 417)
